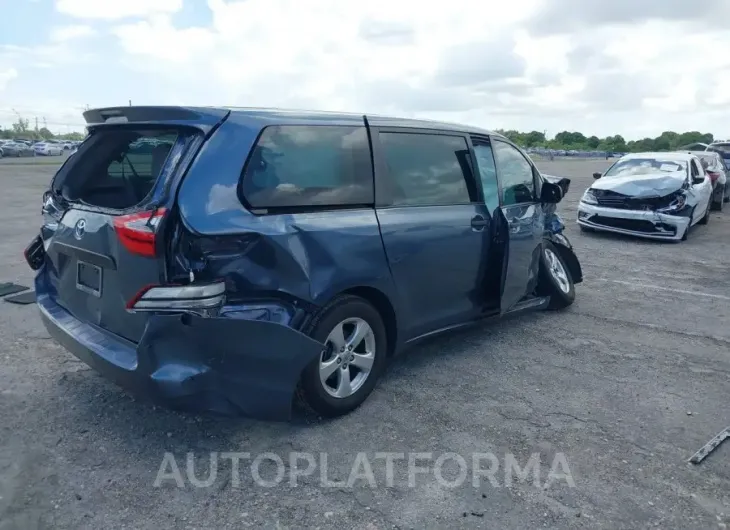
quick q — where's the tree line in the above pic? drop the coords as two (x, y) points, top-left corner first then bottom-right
(494, 129), (716, 152)
(2, 116), (719, 151)
(1, 117), (85, 141)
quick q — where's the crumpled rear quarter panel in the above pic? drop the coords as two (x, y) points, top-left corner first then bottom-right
(175, 114), (398, 314)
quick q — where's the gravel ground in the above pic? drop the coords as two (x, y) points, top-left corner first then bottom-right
(1, 157), (729, 530)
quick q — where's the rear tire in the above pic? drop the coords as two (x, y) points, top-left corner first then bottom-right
(711, 188), (724, 211)
(297, 295), (387, 418)
(537, 241), (575, 310)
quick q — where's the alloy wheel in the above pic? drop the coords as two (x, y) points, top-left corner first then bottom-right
(319, 317), (376, 398)
(545, 248), (571, 294)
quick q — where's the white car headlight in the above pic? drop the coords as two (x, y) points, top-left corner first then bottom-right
(656, 194), (687, 214)
(580, 189), (598, 205)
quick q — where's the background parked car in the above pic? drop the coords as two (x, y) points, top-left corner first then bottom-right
(578, 152), (713, 241)
(691, 151), (728, 210)
(33, 142), (64, 156)
(1, 141), (35, 157)
(706, 142), (730, 172)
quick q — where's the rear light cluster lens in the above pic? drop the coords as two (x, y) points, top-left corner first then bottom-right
(126, 281), (226, 314)
(113, 208), (166, 257)
(24, 235), (45, 271)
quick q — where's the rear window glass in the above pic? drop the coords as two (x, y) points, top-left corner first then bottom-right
(240, 125), (373, 210)
(54, 129), (179, 210)
(107, 136), (177, 180)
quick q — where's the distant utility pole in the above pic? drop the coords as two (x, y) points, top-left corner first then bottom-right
(128, 99), (132, 106)
(34, 117), (38, 131)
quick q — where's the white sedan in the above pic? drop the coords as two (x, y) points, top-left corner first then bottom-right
(33, 143), (63, 156)
(578, 152), (713, 241)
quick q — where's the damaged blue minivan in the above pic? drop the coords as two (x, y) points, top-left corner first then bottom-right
(25, 107), (582, 419)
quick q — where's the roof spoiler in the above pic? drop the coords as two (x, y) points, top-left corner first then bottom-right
(83, 106), (230, 130)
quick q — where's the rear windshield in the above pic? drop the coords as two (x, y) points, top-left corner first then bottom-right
(604, 158), (686, 177)
(240, 125), (373, 211)
(708, 144), (730, 159)
(54, 129), (179, 210)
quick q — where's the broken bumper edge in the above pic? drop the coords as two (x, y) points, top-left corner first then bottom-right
(37, 290), (323, 421)
(577, 202), (690, 241)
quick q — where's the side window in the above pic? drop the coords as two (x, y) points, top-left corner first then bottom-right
(240, 125), (373, 210)
(472, 141), (500, 213)
(492, 141), (536, 205)
(379, 132), (476, 206)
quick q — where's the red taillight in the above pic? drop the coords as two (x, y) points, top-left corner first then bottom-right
(113, 208), (166, 257)
(126, 281), (226, 315)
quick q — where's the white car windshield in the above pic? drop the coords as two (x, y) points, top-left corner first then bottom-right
(604, 158), (686, 177)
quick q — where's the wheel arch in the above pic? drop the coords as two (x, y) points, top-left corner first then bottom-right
(543, 236), (583, 284)
(340, 286), (399, 357)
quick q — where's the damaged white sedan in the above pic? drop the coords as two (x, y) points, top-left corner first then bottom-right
(578, 152), (713, 241)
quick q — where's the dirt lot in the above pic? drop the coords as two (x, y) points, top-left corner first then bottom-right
(1, 157), (729, 530)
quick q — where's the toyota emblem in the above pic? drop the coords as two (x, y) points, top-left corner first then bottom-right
(74, 219), (86, 240)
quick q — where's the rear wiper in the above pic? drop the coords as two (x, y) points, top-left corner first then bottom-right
(122, 154), (141, 180)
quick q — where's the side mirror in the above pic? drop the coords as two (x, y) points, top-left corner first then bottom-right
(592, 172), (602, 179)
(540, 181), (563, 204)
(692, 176), (705, 185)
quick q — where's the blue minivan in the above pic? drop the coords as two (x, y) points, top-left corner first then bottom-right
(25, 107), (582, 419)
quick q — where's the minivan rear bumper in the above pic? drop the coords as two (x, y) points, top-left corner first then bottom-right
(37, 280), (323, 421)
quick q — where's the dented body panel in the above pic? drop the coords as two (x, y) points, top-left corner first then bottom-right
(542, 175), (582, 284)
(589, 171), (687, 198)
(37, 273), (323, 420)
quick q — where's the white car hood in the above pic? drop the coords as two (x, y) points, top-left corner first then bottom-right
(591, 171), (686, 198)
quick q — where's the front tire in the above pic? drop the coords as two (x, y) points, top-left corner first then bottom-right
(297, 295), (387, 417)
(711, 187), (724, 211)
(537, 241), (575, 310)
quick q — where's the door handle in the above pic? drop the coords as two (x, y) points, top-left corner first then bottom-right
(471, 215), (488, 230)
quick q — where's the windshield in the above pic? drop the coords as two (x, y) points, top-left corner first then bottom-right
(604, 157), (686, 177)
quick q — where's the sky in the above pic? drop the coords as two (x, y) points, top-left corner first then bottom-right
(1, 0), (730, 139)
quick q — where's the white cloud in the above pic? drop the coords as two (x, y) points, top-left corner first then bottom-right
(0, 68), (18, 91)
(55, 0), (182, 20)
(3, 0), (730, 138)
(50, 25), (97, 42)
(113, 16), (216, 63)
